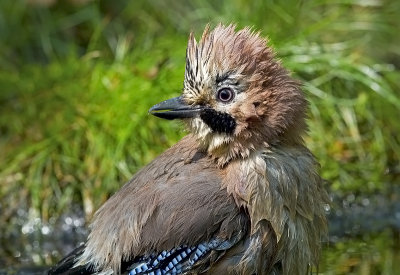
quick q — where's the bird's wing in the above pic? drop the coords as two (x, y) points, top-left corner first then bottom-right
(51, 135), (251, 274)
(124, 232), (246, 275)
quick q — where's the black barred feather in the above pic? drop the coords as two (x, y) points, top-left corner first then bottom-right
(127, 235), (243, 275)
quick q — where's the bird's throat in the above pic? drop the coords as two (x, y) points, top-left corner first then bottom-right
(200, 109), (236, 135)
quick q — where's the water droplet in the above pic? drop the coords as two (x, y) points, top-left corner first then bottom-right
(73, 218), (83, 227)
(362, 198), (370, 206)
(41, 225), (51, 235)
(65, 217), (73, 225)
(22, 224), (34, 234)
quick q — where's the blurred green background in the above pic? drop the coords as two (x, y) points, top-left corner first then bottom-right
(0, 0), (399, 274)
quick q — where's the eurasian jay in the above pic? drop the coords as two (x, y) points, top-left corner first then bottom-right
(49, 24), (328, 275)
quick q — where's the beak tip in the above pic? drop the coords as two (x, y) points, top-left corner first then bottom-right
(148, 103), (162, 115)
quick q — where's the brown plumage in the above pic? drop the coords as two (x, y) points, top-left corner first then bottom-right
(49, 24), (328, 275)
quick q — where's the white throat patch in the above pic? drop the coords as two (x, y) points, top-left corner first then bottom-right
(189, 117), (233, 153)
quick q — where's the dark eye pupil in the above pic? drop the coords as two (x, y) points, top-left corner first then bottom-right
(218, 88), (234, 102)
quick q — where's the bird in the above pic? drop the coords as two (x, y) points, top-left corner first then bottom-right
(48, 24), (329, 275)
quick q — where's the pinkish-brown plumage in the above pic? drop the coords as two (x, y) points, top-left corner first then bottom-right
(50, 24), (329, 275)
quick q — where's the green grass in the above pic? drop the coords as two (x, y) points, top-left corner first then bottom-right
(0, 0), (399, 271)
(321, 231), (400, 275)
(0, 39), (187, 219)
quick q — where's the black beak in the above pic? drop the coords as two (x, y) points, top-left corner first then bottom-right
(149, 96), (203, 120)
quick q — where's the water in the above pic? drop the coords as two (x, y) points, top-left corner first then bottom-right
(0, 205), (87, 270)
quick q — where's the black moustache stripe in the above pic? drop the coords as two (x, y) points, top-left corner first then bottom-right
(200, 109), (236, 135)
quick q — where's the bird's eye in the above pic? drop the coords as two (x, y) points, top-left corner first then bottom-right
(217, 88), (235, 103)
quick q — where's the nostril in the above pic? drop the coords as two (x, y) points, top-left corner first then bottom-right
(253, 102), (261, 108)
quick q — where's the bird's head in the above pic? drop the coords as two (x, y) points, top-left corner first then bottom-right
(150, 24), (307, 166)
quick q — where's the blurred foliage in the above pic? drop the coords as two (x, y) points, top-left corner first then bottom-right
(0, 0), (399, 272)
(321, 230), (400, 274)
